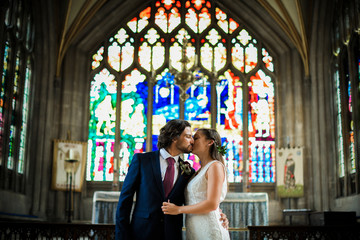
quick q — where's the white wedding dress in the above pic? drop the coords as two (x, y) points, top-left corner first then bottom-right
(185, 160), (230, 240)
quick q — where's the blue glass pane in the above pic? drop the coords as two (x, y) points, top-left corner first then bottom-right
(184, 77), (211, 122)
(152, 71), (180, 151)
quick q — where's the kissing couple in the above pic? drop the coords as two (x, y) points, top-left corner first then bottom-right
(116, 119), (230, 240)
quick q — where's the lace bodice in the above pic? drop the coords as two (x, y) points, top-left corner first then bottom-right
(184, 160), (230, 240)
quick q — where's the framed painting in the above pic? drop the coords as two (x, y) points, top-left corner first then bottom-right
(276, 147), (304, 198)
(51, 139), (87, 192)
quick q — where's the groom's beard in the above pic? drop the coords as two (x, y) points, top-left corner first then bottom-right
(177, 144), (192, 154)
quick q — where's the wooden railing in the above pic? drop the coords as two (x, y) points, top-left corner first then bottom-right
(248, 225), (360, 240)
(0, 222), (115, 240)
(1, 222), (359, 239)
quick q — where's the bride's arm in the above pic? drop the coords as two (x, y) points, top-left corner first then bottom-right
(162, 161), (225, 215)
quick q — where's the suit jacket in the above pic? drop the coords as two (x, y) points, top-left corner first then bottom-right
(115, 150), (195, 240)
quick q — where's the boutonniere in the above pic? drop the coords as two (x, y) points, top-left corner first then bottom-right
(179, 160), (192, 176)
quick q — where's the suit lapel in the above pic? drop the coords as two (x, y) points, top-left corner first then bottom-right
(151, 150), (164, 196)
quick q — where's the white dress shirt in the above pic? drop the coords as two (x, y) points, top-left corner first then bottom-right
(159, 148), (179, 185)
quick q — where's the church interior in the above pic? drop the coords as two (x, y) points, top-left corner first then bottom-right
(0, 0), (360, 239)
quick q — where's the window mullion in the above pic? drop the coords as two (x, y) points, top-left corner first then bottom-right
(113, 74), (122, 190)
(242, 76), (249, 191)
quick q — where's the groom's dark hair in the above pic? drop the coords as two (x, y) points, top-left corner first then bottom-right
(157, 119), (191, 149)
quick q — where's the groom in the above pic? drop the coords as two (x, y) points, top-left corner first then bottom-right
(115, 119), (227, 240)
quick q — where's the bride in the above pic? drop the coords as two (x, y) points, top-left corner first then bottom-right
(162, 128), (230, 240)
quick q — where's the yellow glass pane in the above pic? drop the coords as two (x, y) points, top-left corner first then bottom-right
(139, 42), (151, 71)
(92, 46), (104, 70)
(186, 8), (198, 33)
(155, 7), (168, 33)
(153, 42), (165, 70)
(232, 43), (244, 72)
(214, 43), (226, 71)
(168, 7), (181, 32)
(245, 43), (257, 73)
(108, 42), (120, 71)
(200, 43), (213, 71)
(198, 8), (211, 33)
(121, 43), (134, 71)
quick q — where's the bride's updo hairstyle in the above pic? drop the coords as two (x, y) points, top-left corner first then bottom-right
(197, 128), (225, 166)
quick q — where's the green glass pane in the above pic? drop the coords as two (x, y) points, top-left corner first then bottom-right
(18, 59), (31, 174)
(87, 69), (117, 181)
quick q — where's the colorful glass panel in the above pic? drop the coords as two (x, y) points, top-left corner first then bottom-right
(8, 52), (21, 170)
(232, 42), (244, 72)
(229, 18), (239, 34)
(198, 7), (211, 33)
(262, 48), (274, 72)
(232, 29), (258, 73)
(127, 7), (151, 33)
(152, 70), (180, 150)
(201, 30), (225, 72)
(0, 42), (10, 166)
(170, 30), (195, 72)
(245, 43), (258, 73)
(200, 43), (213, 71)
(119, 69), (148, 180)
(214, 43), (226, 71)
(155, 7), (168, 32)
(139, 42), (151, 71)
(215, 8), (239, 34)
(335, 70), (345, 177)
(169, 6), (181, 32)
(18, 58), (31, 174)
(347, 72), (356, 174)
(217, 70), (243, 182)
(108, 29), (135, 72)
(139, 28), (164, 71)
(185, 1), (211, 34)
(185, 8), (198, 33)
(108, 42), (120, 71)
(248, 70), (275, 183)
(87, 69), (117, 181)
(184, 71), (211, 126)
(92, 46), (104, 70)
(121, 42), (135, 71)
(216, 8), (229, 33)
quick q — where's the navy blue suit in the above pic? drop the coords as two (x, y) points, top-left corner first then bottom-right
(115, 150), (195, 240)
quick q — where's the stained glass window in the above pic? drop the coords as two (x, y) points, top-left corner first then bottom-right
(88, 0), (276, 184)
(0, 0), (34, 191)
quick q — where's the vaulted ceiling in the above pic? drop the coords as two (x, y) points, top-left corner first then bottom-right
(56, 0), (311, 77)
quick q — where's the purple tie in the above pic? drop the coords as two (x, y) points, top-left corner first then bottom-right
(163, 157), (175, 197)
